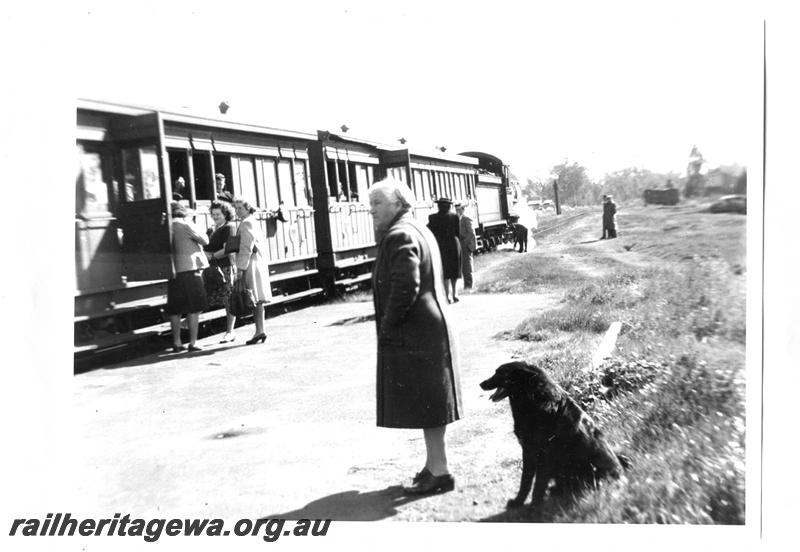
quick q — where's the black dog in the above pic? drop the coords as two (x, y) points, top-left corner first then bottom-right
(480, 361), (628, 509)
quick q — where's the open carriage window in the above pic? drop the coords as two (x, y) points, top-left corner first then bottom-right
(168, 149), (190, 201)
(192, 151), (213, 200)
(122, 146), (161, 202)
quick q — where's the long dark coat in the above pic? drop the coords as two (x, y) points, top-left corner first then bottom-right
(427, 211), (462, 279)
(602, 200), (618, 236)
(372, 212), (463, 429)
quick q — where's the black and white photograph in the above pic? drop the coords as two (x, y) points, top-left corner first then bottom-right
(3, 1), (797, 550)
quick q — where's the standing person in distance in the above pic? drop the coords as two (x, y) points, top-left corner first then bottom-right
(427, 197), (462, 303)
(204, 200), (238, 343)
(369, 178), (463, 495)
(456, 201), (477, 290)
(601, 194), (618, 239)
(166, 201), (209, 352)
(232, 199), (272, 344)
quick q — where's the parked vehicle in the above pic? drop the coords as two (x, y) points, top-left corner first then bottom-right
(709, 194), (746, 214)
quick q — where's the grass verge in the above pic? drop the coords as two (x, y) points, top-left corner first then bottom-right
(485, 206), (746, 524)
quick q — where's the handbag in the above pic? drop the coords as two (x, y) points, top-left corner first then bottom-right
(229, 277), (256, 318)
(202, 263), (225, 292)
(225, 235), (240, 255)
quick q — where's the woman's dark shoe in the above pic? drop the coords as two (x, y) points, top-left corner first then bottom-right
(170, 345), (186, 353)
(403, 472), (455, 495)
(412, 467), (431, 485)
(246, 333), (267, 345)
(187, 344), (203, 352)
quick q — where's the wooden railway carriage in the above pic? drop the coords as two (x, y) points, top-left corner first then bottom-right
(75, 99), (323, 354)
(307, 131), (384, 292)
(377, 147), (480, 229)
(458, 151), (513, 250)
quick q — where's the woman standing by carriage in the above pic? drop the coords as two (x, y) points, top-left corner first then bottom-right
(232, 198), (272, 345)
(204, 200), (238, 343)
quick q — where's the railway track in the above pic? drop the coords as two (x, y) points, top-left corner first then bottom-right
(531, 210), (590, 238)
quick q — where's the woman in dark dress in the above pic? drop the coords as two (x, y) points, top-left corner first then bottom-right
(427, 197), (462, 303)
(204, 201), (238, 343)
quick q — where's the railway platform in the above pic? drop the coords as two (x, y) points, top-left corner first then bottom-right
(66, 290), (558, 521)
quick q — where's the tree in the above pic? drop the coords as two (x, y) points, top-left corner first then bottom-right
(552, 161), (590, 207)
(522, 178), (547, 201)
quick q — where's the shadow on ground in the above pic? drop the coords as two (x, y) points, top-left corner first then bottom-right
(328, 314), (375, 327)
(265, 486), (428, 521)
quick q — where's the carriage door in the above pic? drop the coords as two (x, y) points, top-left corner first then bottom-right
(113, 112), (175, 281)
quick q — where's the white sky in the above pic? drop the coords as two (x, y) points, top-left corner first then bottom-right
(69, 0), (762, 182)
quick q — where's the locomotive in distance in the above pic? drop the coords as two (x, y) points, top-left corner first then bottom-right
(75, 99), (521, 355)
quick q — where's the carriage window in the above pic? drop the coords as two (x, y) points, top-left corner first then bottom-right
(168, 149), (190, 201)
(390, 166), (405, 183)
(278, 160), (295, 207)
(326, 159), (338, 198)
(238, 157), (258, 206)
(355, 165), (369, 202)
(411, 169), (421, 200)
(122, 146), (161, 202)
(336, 160), (350, 201)
(294, 161), (311, 207)
(76, 145), (111, 216)
(419, 170), (430, 201)
(347, 163), (359, 201)
(262, 158), (280, 209)
(192, 151), (213, 200)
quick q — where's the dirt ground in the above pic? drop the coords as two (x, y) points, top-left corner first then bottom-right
(69, 213), (636, 522)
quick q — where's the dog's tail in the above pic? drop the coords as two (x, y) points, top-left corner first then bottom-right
(616, 453), (632, 470)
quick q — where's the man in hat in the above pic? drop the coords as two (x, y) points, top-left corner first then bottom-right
(427, 197), (462, 303)
(601, 194), (618, 239)
(456, 201), (477, 289)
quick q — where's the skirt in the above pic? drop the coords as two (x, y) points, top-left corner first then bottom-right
(166, 270), (209, 315)
(206, 265), (235, 312)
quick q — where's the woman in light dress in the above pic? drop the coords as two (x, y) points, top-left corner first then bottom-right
(232, 199), (272, 344)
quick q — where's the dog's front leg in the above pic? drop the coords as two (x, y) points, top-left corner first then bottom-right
(507, 446), (535, 508)
(530, 462), (552, 509)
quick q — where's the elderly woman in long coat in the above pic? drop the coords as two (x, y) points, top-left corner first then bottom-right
(369, 178), (463, 495)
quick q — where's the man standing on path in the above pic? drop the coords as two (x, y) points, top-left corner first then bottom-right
(456, 201), (477, 289)
(601, 195), (618, 239)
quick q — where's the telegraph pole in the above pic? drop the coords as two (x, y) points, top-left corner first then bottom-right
(553, 179), (561, 215)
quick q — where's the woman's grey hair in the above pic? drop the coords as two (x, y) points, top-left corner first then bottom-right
(369, 178), (415, 210)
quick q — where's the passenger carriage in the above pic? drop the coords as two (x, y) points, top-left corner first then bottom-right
(75, 99), (322, 354)
(307, 131), (385, 293)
